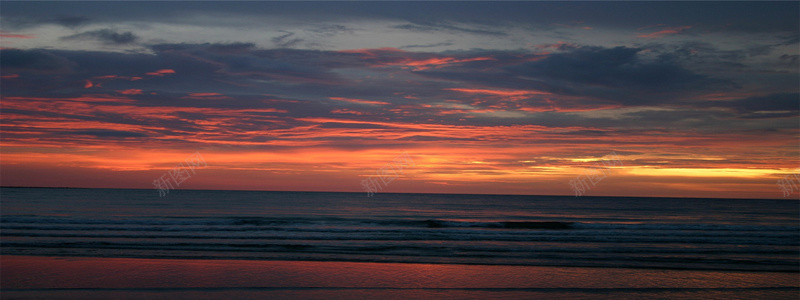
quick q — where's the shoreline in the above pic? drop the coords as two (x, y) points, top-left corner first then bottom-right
(2, 255), (798, 299)
(1, 253), (797, 274)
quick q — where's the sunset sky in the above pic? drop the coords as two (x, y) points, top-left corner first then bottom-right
(1, 1), (798, 199)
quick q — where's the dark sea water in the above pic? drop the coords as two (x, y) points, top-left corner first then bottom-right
(2, 187), (798, 272)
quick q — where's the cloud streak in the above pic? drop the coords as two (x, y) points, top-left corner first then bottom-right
(638, 25), (692, 38)
(0, 2), (797, 198)
(61, 29), (138, 45)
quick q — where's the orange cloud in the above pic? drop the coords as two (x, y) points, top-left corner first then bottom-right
(2, 111), (795, 199)
(2, 95), (136, 103)
(188, 93), (223, 97)
(395, 57), (496, 70)
(0, 32), (35, 39)
(95, 75), (124, 79)
(1, 88), (796, 199)
(448, 88), (550, 97)
(536, 41), (578, 50)
(331, 109), (365, 115)
(340, 47), (496, 70)
(447, 88), (551, 102)
(95, 75), (143, 81)
(117, 89), (143, 95)
(182, 93), (231, 100)
(381, 56), (496, 71)
(638, 26), (692, 38)
(146, 69), (176, 76)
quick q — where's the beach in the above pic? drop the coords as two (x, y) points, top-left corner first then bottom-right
(3, 255), (798, 299)
(3, 1), (799, 299)
(1, 188), (798, 299)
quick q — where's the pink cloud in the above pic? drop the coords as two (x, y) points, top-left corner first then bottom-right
(188, 93), (223, 97)
(638, 26), (692, 38)
(331, 109), (365, 115)
(117, 89), (143, 95)
(182, 92), (231, 100)
(146, 69), (176, 76)
(340, 47), (496, 71)
(0, 32), (35, 39)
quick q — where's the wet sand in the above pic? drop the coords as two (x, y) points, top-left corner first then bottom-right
(2, 255), (797, 299)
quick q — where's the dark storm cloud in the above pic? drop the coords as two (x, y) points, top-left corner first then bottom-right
(206, 42), (257, 54)
(61, 29), (139, 45)
(392, 22), (506, 36)
(2, 39), (795, 140)
(778, 35), (800, 46)
(415, 46), (730, 107)
(640, 40), (799, 76)
(52, 15), (91, 28)
(509, 46), (714, 103)
(779, 55), (800, 68)
(307, 24), (353, 36)
(149, 43), (358, 87)
(401, 42), (454, 49)
(715, 93), (800, 119)
(271, 31), (303, 48)
(3, 44), (375, 104)
(2, 1), (796, 34)
(0, 14), (92, 30)
(0, 43), (779, 114)
(0, 49), (77, 74)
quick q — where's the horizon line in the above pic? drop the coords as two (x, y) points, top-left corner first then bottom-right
(1, 186), (794, 201)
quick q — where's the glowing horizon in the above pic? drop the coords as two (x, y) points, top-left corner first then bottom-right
(1, 2), (798, 199)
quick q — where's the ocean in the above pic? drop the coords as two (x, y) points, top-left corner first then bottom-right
(1, 188), (798, 299)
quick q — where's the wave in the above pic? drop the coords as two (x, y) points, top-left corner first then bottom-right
(3, 214), (798, 272)
(3, 215), (797, 232)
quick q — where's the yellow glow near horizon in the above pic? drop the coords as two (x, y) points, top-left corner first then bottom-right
(627, 167), (778, 178)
